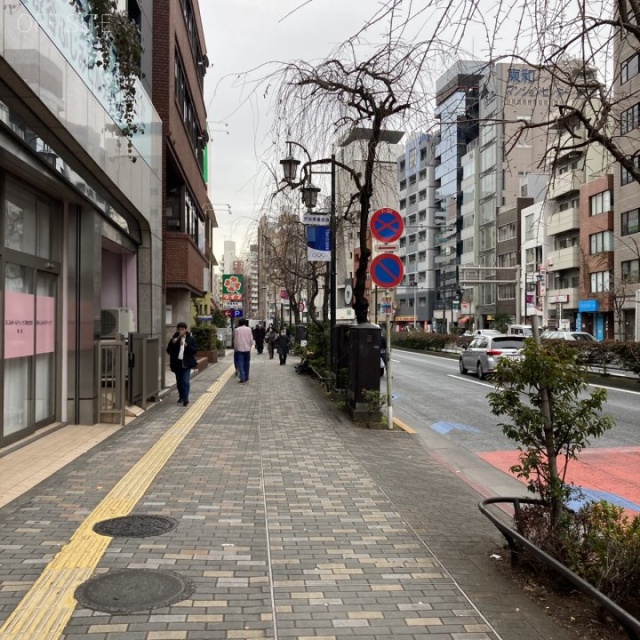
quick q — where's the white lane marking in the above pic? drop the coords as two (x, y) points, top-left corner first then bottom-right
(390, 358), (401, 363)
(447, 374), (494, 388)
(589, 383), (640, 395)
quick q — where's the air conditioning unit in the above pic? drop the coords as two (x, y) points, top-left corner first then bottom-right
(101, 308), (134, 338)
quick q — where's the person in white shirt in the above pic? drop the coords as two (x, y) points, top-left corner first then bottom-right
(233, 318), (254, 383)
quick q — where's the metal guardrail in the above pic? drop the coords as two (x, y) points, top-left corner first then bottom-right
(479, 496), (640, 639)
(96, 339), (127, 425)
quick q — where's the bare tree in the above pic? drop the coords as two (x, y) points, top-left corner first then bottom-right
(268, 40), (439, 322)
(262, 209), (324, 328)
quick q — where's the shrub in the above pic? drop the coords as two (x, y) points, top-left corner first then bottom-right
(391, 331), (453, 352)
(190, 324), (216, 351)
(515, 500), (640, 607)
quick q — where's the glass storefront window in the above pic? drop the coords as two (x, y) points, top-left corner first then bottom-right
(5, 179), (57, 260)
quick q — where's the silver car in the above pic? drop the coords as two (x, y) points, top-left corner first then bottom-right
(459, 335), (527, 379)
(540, 330), (597, 342)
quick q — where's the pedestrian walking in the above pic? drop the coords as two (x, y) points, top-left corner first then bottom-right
(253, 322), (266, 355)
(266, 324), (277, 360)
(233, 318), (253, 383)
(166, 321), (198, 406)
(275, 328), (290, 365)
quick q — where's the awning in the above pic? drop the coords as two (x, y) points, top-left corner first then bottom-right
(458, 316), (471, 323)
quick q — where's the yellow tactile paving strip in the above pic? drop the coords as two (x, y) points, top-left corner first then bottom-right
(0, 363), (235, 640)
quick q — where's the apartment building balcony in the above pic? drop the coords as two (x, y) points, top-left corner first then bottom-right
(548, 170), (584, 200)
(547, 287), (579, 309)
(546, 246), (580, 272)
(552, 129), (586, 160)
(164, 232), (208, 294)
(547, 207), (580, 236)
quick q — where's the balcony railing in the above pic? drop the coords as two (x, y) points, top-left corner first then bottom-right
(548, 170), (584, 200)
(547, 246), (580, 272)
(547, 207), (580, 236)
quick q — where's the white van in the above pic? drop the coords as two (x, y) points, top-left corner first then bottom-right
(507, 324), (533, 337)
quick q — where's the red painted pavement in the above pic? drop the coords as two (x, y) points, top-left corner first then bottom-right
(478, 447), (640, 514)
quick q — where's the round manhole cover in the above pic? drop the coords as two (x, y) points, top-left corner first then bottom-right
(75, 569), (194, 613)
(93, 515), (178, 538)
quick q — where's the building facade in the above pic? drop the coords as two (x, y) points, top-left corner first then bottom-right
(154, 0), (216, 340)
(396, 133), (439, 329)
(1, 1), (163, 446)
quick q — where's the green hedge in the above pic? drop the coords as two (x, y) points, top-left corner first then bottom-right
(390, 331), (457, 352)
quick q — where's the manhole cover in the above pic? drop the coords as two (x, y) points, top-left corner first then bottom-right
(75, 569), (194, 613)
(93, 515), (178, 538)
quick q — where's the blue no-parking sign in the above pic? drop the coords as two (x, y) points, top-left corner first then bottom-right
(369, 254), (404, 289)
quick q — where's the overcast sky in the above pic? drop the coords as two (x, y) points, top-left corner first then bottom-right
(199, 1), (382, 262)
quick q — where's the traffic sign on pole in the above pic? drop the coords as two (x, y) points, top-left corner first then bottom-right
(370, 208), (404, 243)
(369, 253), (404, 289)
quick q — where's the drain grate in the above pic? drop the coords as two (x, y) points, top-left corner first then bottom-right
(75, 569), (194, 613)
(93, 514), (178, 538)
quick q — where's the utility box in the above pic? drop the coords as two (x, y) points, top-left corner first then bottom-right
(295, 324), (307, 343)
(347, 323), (381, 420)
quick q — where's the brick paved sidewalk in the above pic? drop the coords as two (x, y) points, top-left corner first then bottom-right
(0, 351), (574, 639)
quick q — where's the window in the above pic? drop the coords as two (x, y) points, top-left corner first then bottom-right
(498, 283), (516, 300)
(589, 231), (614, 254)
(409, 194), (417, 205)
(590, 271), (611, 293)
(621, 102), (640, 134)
(409, 175), (417, 186)
(622, 208), (640, 235)
(524, 214), (535, 241)
(622, 259), (640, 282)
(622, 53), (640, 83)
(481, 145), (496, 171)
(399, 198), (406, 209)
(497, 251), (517, 267)
(554, 235), (579, 250)
(621, 157), (640, 185)
(558, 197), (579, 211)
(419, 190), (426, 201)
(418, 231), (426, 241)
(497, 222), (517, 242)
(399, 179), (407, 191)
(409, 148), (417, 169)
(589, 190), (612, 215)
(419, 169), (426, 180)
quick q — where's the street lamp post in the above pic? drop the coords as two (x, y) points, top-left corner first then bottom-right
(280, 142), (337, 377)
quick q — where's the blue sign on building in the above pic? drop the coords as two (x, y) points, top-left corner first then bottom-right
(578, 299), (599, 313)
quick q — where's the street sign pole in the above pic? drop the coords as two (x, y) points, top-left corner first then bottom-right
(386, 318), (392, 430)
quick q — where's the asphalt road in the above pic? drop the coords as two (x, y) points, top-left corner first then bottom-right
(388, 348), (640, 511)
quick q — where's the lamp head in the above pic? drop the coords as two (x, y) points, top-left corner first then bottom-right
(301, 179), (321, 209)
(280, 155), (301, 183)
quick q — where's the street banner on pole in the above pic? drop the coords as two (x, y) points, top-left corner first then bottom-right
(306, 226), (331, 262)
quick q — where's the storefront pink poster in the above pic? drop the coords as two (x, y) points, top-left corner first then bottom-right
(4, 291), (35, 359)
(36, 295), (55, 354)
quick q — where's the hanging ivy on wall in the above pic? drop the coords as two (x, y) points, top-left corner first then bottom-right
(70, 0), (144, 156)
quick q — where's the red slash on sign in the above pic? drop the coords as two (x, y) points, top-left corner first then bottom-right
(370, 208), (404, 243)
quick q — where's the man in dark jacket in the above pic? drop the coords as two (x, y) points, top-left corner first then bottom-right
(166, 321), (198, 406)
(253, 322), (266, 355)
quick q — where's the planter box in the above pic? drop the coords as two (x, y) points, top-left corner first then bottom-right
(217, 348), (225, 359)
(196, 349), (218, 364)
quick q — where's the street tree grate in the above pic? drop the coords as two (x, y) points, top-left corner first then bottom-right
(75, 569), (194, 614)
(93, 514), (178, 538)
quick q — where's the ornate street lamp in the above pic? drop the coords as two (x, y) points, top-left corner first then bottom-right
(279, 152), (300, 183)
(301, 179), (321, 209)
(279, 141), (337, 380)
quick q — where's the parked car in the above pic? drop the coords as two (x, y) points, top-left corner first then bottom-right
(507, 324), (533, 337)
(462, 329), (504, 338)
(459, 335), (528, 379)
(540, 330), (597, 342)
